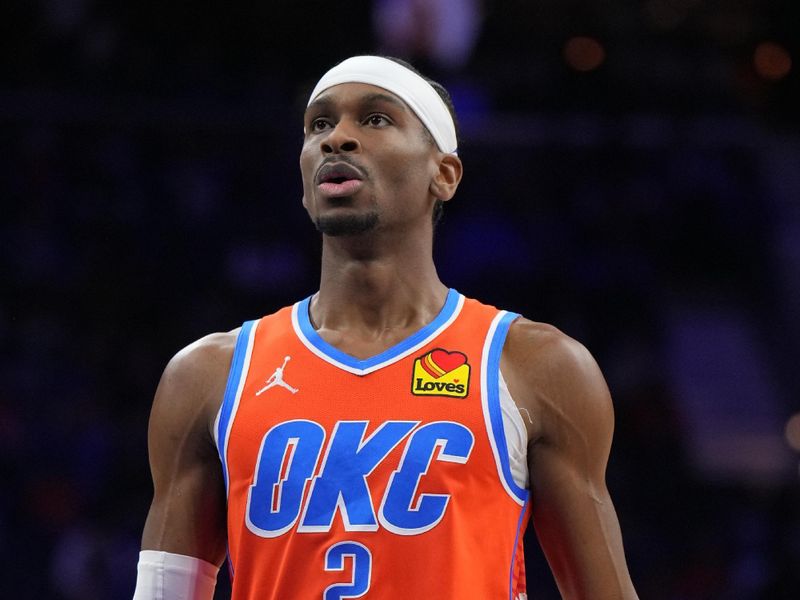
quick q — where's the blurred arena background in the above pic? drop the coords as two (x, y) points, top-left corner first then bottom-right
(2, 1), (799, 598)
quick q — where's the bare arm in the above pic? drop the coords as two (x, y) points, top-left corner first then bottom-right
(140, 332), (237, 566)
(502, 319), (638, 599)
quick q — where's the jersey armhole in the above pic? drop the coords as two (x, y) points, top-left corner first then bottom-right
(498, 370), (530, 491)
(214, 319), (258, 496)
(481, 311), (530, 505)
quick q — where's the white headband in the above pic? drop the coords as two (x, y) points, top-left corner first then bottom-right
(308, 56), (458, 154)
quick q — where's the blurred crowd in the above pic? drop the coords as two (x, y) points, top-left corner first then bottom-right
(2, 1), (799, 598)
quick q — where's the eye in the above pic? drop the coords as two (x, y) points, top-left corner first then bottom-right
(364, 114), (391, 127)
(310, 117), (332, 132)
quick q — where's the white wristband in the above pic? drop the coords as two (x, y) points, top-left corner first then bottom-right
(133, 550), (219, 600)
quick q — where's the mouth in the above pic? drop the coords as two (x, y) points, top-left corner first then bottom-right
(316, 161), (364, 185)
(315, 162), (365, 198)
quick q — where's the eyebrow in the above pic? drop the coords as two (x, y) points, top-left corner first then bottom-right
(305, 91), (409, 116)
(359, 92), (408, 110)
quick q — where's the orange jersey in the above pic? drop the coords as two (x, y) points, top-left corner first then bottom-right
(215, 290), (530, 599)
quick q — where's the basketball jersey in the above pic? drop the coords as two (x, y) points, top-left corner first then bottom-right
(215, 289), (531, 599)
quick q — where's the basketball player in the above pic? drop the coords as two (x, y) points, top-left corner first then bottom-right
(133, 56), (639, 599)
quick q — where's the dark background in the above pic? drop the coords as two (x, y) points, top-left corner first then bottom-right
(2, 1), (799, 598)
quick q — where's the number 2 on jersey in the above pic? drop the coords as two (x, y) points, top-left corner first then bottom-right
(324, 541), (372, 599)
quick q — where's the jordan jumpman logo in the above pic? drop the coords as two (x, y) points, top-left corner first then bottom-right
(256, 355), (299, 395)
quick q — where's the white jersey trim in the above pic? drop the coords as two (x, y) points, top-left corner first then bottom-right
(499, 371), (530, 490)
(214, 320), (258, 496)
(480, 311), (529, 505)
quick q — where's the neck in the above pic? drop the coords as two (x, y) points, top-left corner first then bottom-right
(312, 228), (448, 334)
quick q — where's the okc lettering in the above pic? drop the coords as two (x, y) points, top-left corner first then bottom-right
(245, 419), (474, 538)
(413, 378), (466, 394)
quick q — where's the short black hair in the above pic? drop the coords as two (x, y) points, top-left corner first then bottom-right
(383, 57), (460, 226)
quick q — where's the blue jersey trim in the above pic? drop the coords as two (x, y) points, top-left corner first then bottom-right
(216, 319), (257, 493)
(487, 311), (528, 503)
(508, 494), (530, 599)
(295, 288), (461, 371)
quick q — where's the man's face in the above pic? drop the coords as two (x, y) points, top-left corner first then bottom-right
(300, 83), (440, 237)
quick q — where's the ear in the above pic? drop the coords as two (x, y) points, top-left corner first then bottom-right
(429, 154), (463, 202)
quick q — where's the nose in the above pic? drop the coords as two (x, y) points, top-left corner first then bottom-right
(320, 120), (360, 154)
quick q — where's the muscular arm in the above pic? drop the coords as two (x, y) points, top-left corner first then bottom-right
(502, 319), (638, 600)
(140, 332), (237, 566)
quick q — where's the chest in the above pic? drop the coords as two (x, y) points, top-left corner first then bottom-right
(225, 325), (494, 534)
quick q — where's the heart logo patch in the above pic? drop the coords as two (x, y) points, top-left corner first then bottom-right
(422, 349), (467, 378)
(412, 348), (471, 398)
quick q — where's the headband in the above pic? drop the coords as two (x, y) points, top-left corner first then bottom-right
(308, 56), (458, 155)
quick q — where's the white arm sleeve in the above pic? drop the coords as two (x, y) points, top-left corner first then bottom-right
(133, 550), (219, 600)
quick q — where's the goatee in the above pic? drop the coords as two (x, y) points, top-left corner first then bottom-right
(315, 212), (380, 236)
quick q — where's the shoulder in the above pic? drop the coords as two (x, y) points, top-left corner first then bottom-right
(167, 329), (240, 378)
(161, 329), (240, 394)
(503, 318), (599, 381)
(502, 317), (578, 360)
(501, 317), (613, 445)
(150, 329), (241, 438)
